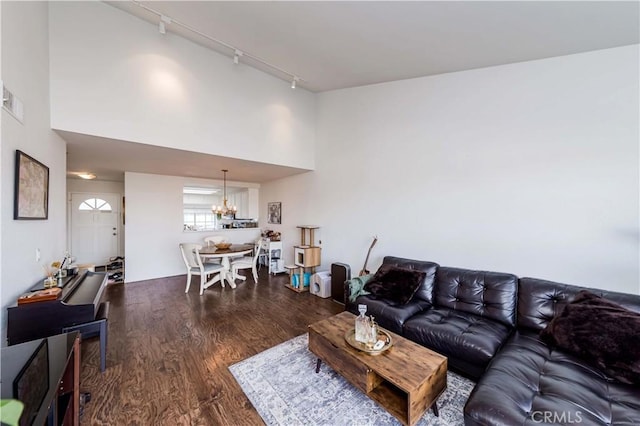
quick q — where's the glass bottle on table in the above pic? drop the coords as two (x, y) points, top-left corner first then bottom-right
(355, 304), (369, 343)
(366, 316), (378, 349)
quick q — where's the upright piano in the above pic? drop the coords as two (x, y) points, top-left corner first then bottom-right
(7, 270), (108, 346)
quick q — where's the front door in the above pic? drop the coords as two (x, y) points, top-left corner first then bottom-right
(70, 193), (121, 265)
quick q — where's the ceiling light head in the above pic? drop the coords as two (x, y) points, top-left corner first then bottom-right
(291, 76), (299, 89)
(233, 49), (243, 65)
(77, 173), (96, 180)
(159, 15), (171, 34)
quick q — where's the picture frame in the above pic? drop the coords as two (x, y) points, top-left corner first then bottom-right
(268, 202), (282, 224)
(14, 150), (49, 220)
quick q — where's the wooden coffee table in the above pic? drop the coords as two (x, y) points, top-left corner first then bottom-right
(308, 311), (447, 426)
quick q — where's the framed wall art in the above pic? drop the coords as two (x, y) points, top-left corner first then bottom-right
(268, 202), (282, 224)
(14, 150), (49, 220)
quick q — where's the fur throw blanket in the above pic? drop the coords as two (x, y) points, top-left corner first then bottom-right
(540, 290), (640, 385)
(363, 265), (426, 305)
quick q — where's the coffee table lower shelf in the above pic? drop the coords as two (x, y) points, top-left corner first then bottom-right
(369, 380), (414, 421)
(308, 312), (447, 426)
(312, 355), (442, 425)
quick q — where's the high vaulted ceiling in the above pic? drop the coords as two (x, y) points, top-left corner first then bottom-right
(65, 1), (639, 182)
(109, 1), (640, 92)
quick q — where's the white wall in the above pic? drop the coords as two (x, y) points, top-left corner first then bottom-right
(1, 1), (68, 344)
(125, 172), (260, 282)
(49, 1), (316, 170)
(261, 46), (640, 294)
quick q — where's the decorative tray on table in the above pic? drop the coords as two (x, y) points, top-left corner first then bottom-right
(344, 328), (393, 355)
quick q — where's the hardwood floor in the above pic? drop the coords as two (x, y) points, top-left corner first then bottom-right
(79, 270), (343, 425)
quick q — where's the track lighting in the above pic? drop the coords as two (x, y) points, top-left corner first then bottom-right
(159, 15), (171, 34)
(134, 1), (304, 89)
(233, 49), (243, 65)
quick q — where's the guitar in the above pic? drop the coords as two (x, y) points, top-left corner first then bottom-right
(359, 236), (378, 276)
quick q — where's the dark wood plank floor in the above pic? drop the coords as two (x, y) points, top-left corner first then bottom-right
(79, 270), (343, 425)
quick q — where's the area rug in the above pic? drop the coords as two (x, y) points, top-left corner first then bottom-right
(229, 334), (475, 426)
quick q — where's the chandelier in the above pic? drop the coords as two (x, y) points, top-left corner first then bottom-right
(212, 169), (237, 217)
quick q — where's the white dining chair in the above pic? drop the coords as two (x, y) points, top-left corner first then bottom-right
(179, 243), (225, 295)
(257, 238), (269, 270)
(230, 240), (262, 283)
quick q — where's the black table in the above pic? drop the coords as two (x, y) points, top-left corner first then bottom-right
(1, 332), (80, 425)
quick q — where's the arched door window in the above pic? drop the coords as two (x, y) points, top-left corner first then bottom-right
(78, 198), (112, 212)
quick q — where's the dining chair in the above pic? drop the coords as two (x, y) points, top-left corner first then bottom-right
(230, 240), (262, 283)
(179, 243), (224, 295)
(257, 238), (269, 270)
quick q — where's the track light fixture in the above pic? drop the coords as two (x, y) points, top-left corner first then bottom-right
(233, 49), (243, 65)
(134, 1), (303, 90)
(159, 15), (171, 34)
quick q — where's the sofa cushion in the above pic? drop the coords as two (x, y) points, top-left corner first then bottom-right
(346, 294), (430, 335)
(434, 266), (518, 327)
(377, 257), (438, 304)
(540, 290), (640, 385)
(364, 265), (426, 305)
(464, 330), (640, 426)
(403, 307), (512, 379)
(518, 278), (640, 332)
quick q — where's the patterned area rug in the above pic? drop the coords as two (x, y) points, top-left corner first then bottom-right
(229, 334), (475, 426)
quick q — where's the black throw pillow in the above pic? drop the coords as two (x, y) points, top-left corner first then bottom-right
(540, 290), (640, 385)
(363, 265), (426, 305)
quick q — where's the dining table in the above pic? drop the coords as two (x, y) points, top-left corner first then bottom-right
(198, 244), (253, 289)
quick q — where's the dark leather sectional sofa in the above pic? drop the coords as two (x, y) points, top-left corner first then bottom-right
(345, 256), (640, 425)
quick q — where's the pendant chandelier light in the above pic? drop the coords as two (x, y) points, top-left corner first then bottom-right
(212, 169), (237, 217)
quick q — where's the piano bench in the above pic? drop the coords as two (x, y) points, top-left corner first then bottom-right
(63, 301), (110, 372)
